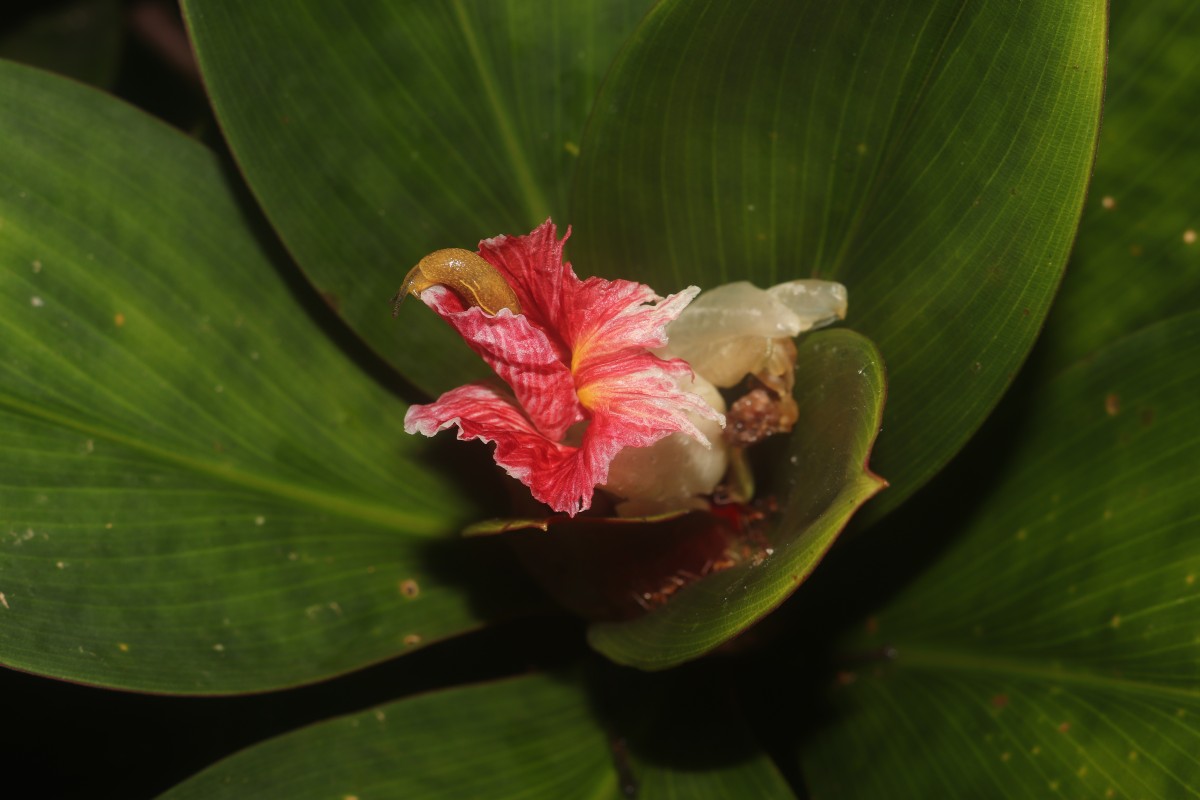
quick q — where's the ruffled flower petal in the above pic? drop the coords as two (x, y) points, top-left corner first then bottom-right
(420, 286), (583, 442)
(405, 219), (724, 516)
(477, 221), (575, 346)
(403, 382), (627, 515)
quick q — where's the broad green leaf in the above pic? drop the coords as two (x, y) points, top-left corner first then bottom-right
(0, 0), (122, 87)
(571, 0), (1106, 518)
(161, 673), (795, 799)
(1039, 2), (1200, 372)
(638, 765), (793, 799)
(589, 329), (886, 669)
(181, 0), (652, 394)
(0, 61), (505, 694)
(802, 312), (1200, 797)
(610, 667), (799, 799)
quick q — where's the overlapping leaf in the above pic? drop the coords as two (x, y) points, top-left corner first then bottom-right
(571, 0), (1106, 517)
(590, 329), (886, 669)
(182, 0), (653, 394)
(161, 673), (796, 799)
(802, 312), (1200, 797)
(1039, 1), (1200, 372)
(0, 61), (498, 694)
(161, 676), (616, 799)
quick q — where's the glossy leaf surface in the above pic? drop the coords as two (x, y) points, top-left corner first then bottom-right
(590, 329), (886, 669)
(802, 312), (1200, 797)
(571, 0), (1106, 517)
(1040, 1), (1200, 371)
(0, 62), (488, 694)
(182, 0), (652, 394)
(162, 674), (795, 799)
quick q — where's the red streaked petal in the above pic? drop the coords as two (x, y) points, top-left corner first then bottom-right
(405, 383), (607, 516)
(477, 219), (578, 345)
(405, 381), (704, 517)
(420, 286), (584, 442)
(405, 382), (565, 490)
(565, 279), (723, 448)
(565, 278), (680, 358)
(583, 361), (724, 448)
(405, 218), (726, 516)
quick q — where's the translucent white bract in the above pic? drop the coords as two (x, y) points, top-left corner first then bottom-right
(603, 278), (848, 516)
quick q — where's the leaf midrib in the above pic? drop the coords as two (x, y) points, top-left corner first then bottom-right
(897, 644), (1200, 702)
(450, 0), (551, 224)
(0, 393), (447, 536)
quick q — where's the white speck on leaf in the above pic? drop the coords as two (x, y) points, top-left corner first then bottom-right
(30, 296), (44, 307)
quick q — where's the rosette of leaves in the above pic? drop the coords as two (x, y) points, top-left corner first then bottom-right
(2, 0), (1196, 797)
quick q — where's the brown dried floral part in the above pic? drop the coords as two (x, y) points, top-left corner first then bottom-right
(725, 384), (799, 446)
(633, 514), (775, 611)
(723, 337), (801, 447)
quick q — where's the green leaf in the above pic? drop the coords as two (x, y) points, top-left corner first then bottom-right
(0, 0), (123, 87)
(181, 0), (652, 394)
(161, 673), (795, 799)
(160, 676), (616, 799)
(1038, 2), (1200, 372)
(571, 0), (1106, 518)
(802, 312), (1200, 797)
(613, 668), (800, 799)
(589, 329), (886, 669)
(0, 61), (501, 694)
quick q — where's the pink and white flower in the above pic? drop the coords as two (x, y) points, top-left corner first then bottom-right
(403, 219), (724, 516)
